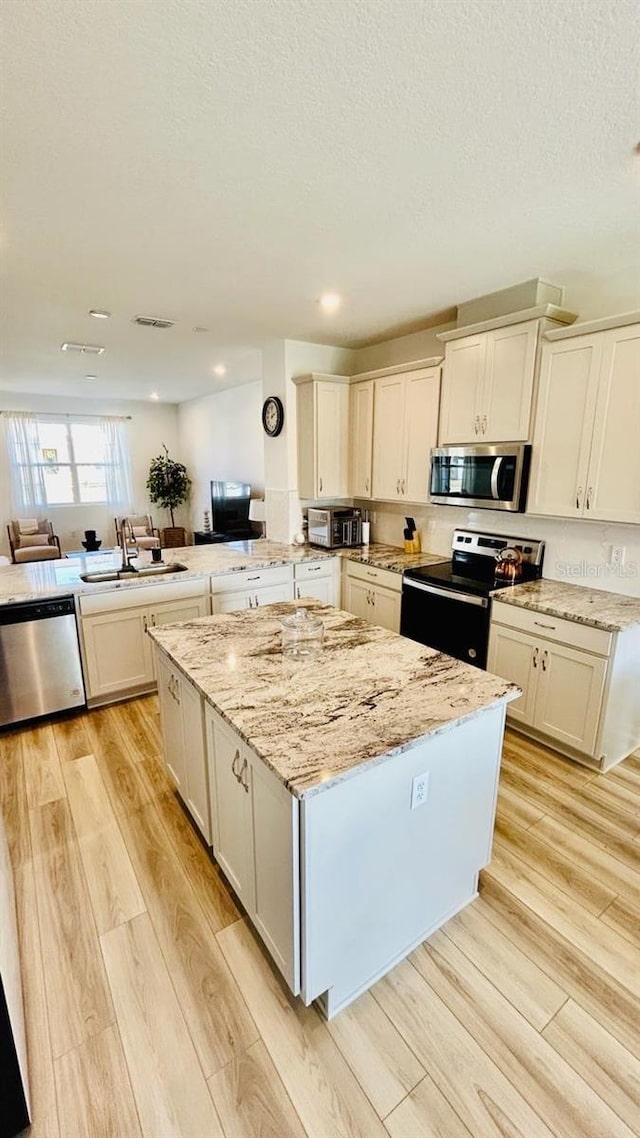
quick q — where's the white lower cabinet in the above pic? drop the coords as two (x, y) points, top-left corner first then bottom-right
(343, 561), (402, 633)
(294, 559), (338, 605)
(488, 602), (640, 769)
(79, 579), (209, 704)
(156, 653), (211, 843)
(206, 705), (300, 992)
(211, 565), (294, 614)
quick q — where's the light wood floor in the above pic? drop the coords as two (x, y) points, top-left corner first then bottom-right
(2, 697), (639, 1138)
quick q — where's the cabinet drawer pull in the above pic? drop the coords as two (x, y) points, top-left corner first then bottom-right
(247, 575), (260, 581)
(309, 565), (321, 572)
(532, 647), (538, 668)
(541, 650), (548, 671)
(366, 571), (378, 578)
(534, 621), (556, 630)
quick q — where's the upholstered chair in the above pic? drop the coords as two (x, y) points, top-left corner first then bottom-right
(8, 519), (61, 563)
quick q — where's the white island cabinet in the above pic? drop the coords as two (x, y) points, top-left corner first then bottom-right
(150, 601), (517, 1017)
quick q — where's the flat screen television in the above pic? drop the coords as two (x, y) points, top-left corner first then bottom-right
(210, 480), (252, 538)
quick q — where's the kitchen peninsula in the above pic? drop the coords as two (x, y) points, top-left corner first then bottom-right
(149, 599), (519, 1017)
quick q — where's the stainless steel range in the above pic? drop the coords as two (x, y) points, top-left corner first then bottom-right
(400, 529), (545, 669)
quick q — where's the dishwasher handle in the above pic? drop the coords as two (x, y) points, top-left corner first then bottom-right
(0, 595), (76, 625)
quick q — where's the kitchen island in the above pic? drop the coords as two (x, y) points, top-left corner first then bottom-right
(150, 599), (519, 1017)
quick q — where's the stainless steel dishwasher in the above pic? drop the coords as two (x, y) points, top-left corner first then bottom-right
(0, 596), (85, 727)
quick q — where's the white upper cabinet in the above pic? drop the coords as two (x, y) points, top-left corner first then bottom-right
(586, 324), (640, 524)
(371, 373), (406, 500)
(439, 320), (540, 444)
(438, 335), (486, 444)
(529, 322), (640, 523)
(295, 374), (350, 499)
(527, 335), (602, 518)
(371, 367), (441, 503)
(483, 322), (538, 441)
(349, 380), (374, 498)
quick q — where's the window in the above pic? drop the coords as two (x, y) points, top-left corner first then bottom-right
(5, 412), (132, 510)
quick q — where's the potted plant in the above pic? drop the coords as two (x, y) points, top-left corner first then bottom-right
(146, 445), (191, 548)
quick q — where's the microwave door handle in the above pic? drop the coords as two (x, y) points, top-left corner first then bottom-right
(490, 457), (504, 500)
(403, 578), (488, 608)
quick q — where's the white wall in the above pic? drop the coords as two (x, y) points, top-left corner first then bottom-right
(262, 339), (357, 542)
(352, 321), (454, 372)
(0, 392), (180, 556)
(177, 381), (264, 533)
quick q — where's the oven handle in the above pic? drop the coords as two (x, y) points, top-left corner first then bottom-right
(490, 456), (504, 500)
(403, 578), (488, 608)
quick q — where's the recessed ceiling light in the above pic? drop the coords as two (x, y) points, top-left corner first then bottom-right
(89, 309), (111, 319)
(213, 364), (226, 376)
(319, 292), (341, 313)
(193, 326), (209, 333)
(150, 392), (160, 401)
(85, 374), (97, 380)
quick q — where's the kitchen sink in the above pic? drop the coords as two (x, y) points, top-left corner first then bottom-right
(80, 563), (188, 584)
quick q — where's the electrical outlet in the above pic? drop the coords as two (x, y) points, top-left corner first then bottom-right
(411, 772), (429, 810)
(609, 546), (626, 569)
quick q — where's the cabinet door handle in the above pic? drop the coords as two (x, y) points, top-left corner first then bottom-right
(534, 621), (556, 630)
(173, 679), (181, 705)
(241, 758), (249, 793)
(542, 650), (548, 671)
(143, 615), (148, 633)
(255, 594), (259, 607)
(365, 478), (369, 493)
(532, 647), (539, 668)
(474, 415), (480, 435)
(231, 748), (241, 781)
(586, 486), (593, 510)
(576, 486), (582, 510)
(296, 586), (301, 598)
(168, 675), (174, 697)
(482, 415), (487, 434)
(319, 477), (323, 493)
(248, 596), (254, 608)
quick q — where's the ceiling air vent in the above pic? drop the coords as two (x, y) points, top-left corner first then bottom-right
(61, 342), (105, 355)
(132, 315), (175, 329)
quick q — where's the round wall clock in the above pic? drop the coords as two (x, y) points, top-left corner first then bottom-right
(262, 395), (284, 437)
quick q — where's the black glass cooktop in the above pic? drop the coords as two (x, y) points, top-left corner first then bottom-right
(403, 560), (523, 598)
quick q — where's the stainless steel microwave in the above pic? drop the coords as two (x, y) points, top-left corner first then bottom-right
(429, 443), (531, 512)
(308, 507), (362, 549)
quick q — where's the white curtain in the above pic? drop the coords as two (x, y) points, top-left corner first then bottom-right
(4, 411), (133, 512)
(5, 412), (47, 512)
(102, 416), (133, 509)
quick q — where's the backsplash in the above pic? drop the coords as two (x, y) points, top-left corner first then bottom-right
(359, 501), (640, 599)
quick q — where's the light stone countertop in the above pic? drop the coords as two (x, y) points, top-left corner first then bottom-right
(340, 544), (446, 573)
(148, 599), (520, 799)
(492, 578), (640, 633)
(0, 539), (445, 605)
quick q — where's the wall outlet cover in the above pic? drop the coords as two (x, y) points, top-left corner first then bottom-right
(411, 772), (429, 810)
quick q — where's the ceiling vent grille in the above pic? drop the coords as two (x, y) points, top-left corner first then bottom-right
(61, 342), (105, 355)
(132, 315), (175, 329)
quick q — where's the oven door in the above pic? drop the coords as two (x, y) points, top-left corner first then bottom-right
(429, 444), (530, 511)
(400, 578), (490, 668)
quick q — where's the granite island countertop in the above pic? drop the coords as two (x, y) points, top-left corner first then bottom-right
(491, 578), (640, 633)
(148, 599), (520, 799)
(0, 539), (444, 605)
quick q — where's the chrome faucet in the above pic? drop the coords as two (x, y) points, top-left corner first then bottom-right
(119, 518), (138, 573)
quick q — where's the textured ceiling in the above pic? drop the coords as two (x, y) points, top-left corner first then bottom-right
(1, 0), (638, 402)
